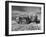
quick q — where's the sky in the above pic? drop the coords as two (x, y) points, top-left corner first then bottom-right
(12, 6), (41, 17)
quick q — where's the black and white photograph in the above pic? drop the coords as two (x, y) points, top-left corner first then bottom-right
(12, 6), (41, 31)
(5, 1), (45, 36)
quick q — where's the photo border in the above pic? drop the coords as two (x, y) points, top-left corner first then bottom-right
(5, 1), (45, 36)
